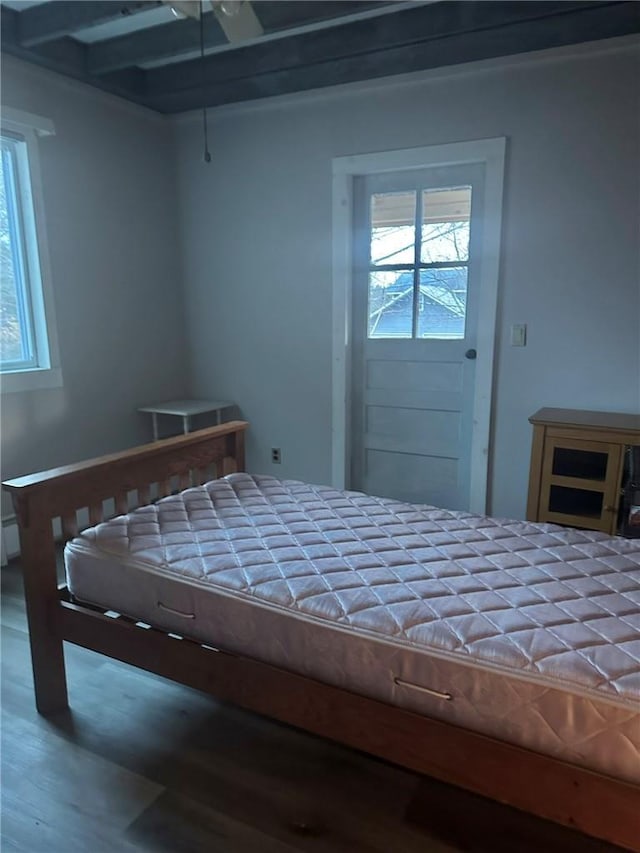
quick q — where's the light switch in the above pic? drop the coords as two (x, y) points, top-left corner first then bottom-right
(511, 324), (527, 347)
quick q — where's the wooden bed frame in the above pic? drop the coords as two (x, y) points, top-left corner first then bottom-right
(3, 421), (639, 851)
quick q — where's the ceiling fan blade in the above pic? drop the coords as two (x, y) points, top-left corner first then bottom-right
(212, 1), (264, 43)
(162, 0), (201, 19)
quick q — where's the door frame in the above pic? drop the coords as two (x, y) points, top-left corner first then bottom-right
(331, 138), (506, 513)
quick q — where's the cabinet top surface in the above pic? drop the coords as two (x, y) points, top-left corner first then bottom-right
(529, 407), (640, 433)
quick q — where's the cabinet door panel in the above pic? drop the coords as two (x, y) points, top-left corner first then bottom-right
(551, 445), (608, 481)
(538, 439), (622, 533)
(548, 485), (603, 518)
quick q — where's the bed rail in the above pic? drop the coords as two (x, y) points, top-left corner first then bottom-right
(2, 420), (248, 714)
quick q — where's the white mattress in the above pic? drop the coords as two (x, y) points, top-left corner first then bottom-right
(65, 474), (640, 783)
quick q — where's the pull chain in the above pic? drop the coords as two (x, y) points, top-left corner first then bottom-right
(199, 3), (211, 163)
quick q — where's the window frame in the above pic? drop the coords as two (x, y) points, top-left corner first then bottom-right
(2, 132), (40, 371)
(0, 107), (61, 394)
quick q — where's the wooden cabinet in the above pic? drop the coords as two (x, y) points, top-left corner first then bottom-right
(527, 408), (640, 535)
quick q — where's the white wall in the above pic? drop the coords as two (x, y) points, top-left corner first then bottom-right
(174, 38), (640, 519)
(1, 58), (188, 520)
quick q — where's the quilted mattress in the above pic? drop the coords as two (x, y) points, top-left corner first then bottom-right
(65, 474), (640, 783)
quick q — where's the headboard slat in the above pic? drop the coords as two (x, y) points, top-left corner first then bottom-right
(62, 512), (78, 541)
(114, 492), (128, 516)
(89, 503), (104, 527)
(3, 422), (248, 527)
(137, 484), (151, 508)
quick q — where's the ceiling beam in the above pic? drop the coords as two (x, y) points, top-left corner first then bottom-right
(87, 1), (389, 75)
(18, 0), (163, 48)
(87, 12), (226, 75)
(3, 0), (638, 115)
(1, 6), (148, 103)
(145, 1), (640, 112)
(146, 0), (605, 96)
(252, 2), (390, 32)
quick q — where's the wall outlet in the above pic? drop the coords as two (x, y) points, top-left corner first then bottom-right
(271, 447), (281, 464)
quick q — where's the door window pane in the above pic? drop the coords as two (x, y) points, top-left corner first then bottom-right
(368, 270), (413, 338)
(366, 184), (472, 340)
(370, 191), (416, 265)
(421, 186), (471, 263)
(417, 267), (467, 339)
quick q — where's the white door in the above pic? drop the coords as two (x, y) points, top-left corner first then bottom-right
(351, 164), (486, 510)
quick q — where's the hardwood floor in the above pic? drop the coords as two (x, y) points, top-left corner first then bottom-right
(0, 562), (625, 853)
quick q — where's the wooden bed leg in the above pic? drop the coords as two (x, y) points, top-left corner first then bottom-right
(16, 508), (68, 715)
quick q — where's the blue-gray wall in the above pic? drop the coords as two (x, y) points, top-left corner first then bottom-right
(173, 39), (640, 519)
(1, 57), (189, 519)
(2, 39), (639, 527)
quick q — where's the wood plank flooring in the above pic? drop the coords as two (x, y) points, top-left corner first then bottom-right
(0, 562), (626, 853)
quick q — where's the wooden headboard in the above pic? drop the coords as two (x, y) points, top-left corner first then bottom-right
(2, 420), (248, 715)
(3, 420), (247, 540)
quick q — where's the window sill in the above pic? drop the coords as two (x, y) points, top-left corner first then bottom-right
(1, 366), (63, 393)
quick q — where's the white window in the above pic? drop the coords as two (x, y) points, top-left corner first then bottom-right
(0, 108), (61, 392)
(367, 184), (472, 340)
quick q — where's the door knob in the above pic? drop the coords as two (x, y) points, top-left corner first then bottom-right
(465, 349), (477, 360)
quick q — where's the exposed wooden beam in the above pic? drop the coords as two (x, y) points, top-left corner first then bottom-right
(146, 0), (609, 96)
(1, 6), (148, 104)
(145, 1), (640, 112)
(254, 1), (391, 31)
(18, 0), (163, 48)
(87, 1), (390, 75)
(3, 0), (638, 115)
(87, 12), (227, 75)
(1, 6), (85, 76)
